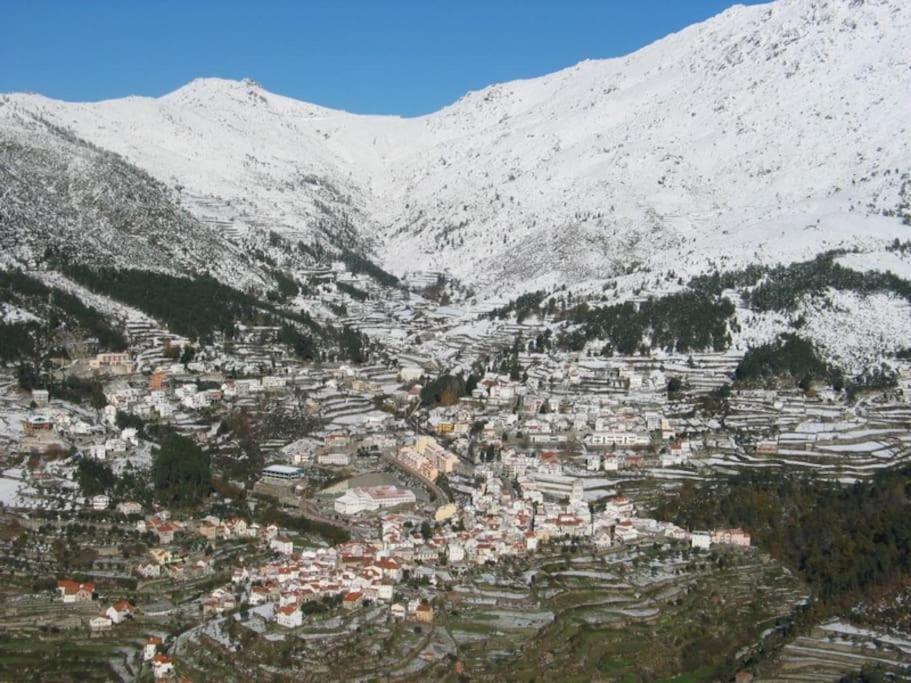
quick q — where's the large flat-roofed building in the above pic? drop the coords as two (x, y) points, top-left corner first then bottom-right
(334, 485), (416, 515)
(261, 464), (305, 482)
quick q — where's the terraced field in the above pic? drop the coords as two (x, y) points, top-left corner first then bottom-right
(759, 620), (911, 681)
(440, 541), (805, 681)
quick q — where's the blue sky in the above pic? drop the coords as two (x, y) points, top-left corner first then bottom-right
(1, 0), (768, 116)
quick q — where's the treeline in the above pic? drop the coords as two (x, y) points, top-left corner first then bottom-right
(256, 503), (349, 544)
(558, 291), (735, 354)
(337, 281), (368, 302)
(688, 264), (768, 297)
(296, 240), (399, 288)
(0, 322), (43, 363)
(63, 265), (290, 343)
(749, 253), (911, 312)
(691, 252), (911, 313)
(268, 269), (300, 302)
(653, 468), (911, 604)
(735, 334), (838, 389)
(61, 266), (368, 362)
(0, 270), (126, 359)
(278, 324), (316, 361)
(734, 334), (897, 396)
(488, 290), (549, 323)
(151, 432), (212, 508)
(337, 247), (399, 288)
(75, 457), (149, 504)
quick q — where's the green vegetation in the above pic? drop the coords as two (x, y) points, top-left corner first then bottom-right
(337, 281), (368, 301)
(748, 252), (911, 311)
(62, 265), (370, 361)
(489, 290), (548, 323)
(74, 456), (150, 504)
(735, 334), (838, 389)
(0, 270), (126, 365)
(420, 372), (479, 407)
(0, 270), (126, 351)
(734, 334), (897, 395)
(256, 503), (350, 544)
(0, 322), (44, 363)
(268, 269), (299, 302)
(338, 325), (368, 363)
(839, 664), (892, 683)
(152, 433), (212, 507)
(63, 265), (296, 343)
(115, 410), (147, 435)
(688, 264), (768, 297)
(655, 468), (911, 604)
(558, 291), (735, 354)
(337, 246), (399, 288)
(692, 252), (911, 314)
(0, 636), (120, 682)
(47, 376), (107, 408)
(278, 324), (316, 361)
(75, 458), (116, 497)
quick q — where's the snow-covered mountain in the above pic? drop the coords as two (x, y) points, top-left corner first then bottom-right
(2, 0), (909, 297)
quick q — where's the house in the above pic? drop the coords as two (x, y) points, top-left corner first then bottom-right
(89, 615), (112, 632)
(117, 501), (142, 516)
(602, 455), (619, 471)
(136, 561), (161, 578)
(151, 653), (174, 678)
(89, 352), (132, 371)
(342, 591), (364, 610)
(106, 601), (134, 624)
(711, 528), (751, 547)
(691, 531), (712, 549)
(399, 366), (424, 382)
(390, 603), (407, 620)
(276, 604), (302, 628)
(57, 580), (94, 603)
(376, 580), (395, 602)
(248, 585), (271, 606)
(91, 494), (110, 511)
(317, 451), (351, 467)
(153, 522), (178, 544)
(614, 520), (639, 543)
(144, 636), (162, 661)
(270, 536), (294, 555)
(197, 522), (219, 541)
(411, 600), (434, 624)
(374, 558), (403, 582)
(31, 389), (49, 406)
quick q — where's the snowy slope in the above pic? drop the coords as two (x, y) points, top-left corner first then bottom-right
(1, 0), (910, 298)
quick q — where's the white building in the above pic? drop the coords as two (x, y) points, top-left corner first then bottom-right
(317, 452), (351, 467)
(691, 531), (712, 549)
(276, 605), (302, 628)
(334, 486), (417, 515)
(261, 465), (305, 483)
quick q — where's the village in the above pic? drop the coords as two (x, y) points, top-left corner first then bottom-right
(2, 264), (911, 681)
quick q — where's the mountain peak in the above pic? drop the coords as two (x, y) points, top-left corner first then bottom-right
(2, 0), (908, 297)
(165, 77), (260, 99)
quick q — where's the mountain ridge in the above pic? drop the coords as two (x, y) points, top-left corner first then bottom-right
(1, 0), (909, 298)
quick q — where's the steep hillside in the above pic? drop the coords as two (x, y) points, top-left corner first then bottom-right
(0, 105), (262, 285)
(377, 0), (911, 293)
(2, 0), (909, 298)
